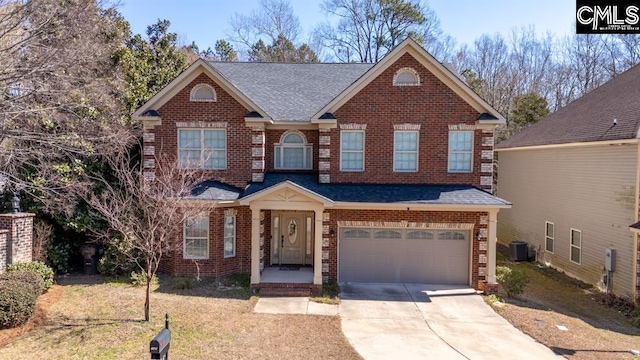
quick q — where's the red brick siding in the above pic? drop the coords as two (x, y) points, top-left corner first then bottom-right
(330, 53), (483, 186)
(324, 209), (488, 289)
(162, 206), (251, 277)
(151, 73), (254, 188)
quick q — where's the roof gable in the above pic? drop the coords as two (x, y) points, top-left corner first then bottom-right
(312, 38), (505, 123)
(497, 64), (640, 149)
(132, 59), (270, 120)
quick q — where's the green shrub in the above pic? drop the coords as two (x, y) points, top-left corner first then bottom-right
(496, 265), (530, 297)
(130, 270), (158, 287)
(172, 277), (193, 290)
(0, 279), (39, 328)
(98, 243), (136, 277)
(0, 271), (45, 295)
(46, 242), (71, 274)
(323, 281), (340, 298)
(7, 261), (54, 291)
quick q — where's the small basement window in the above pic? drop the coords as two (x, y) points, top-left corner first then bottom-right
(393, 67), (420, 86)
(190, 84), (217, 102)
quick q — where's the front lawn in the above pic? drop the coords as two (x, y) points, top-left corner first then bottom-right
(488, 259), (640, 360)
(0, 275), (361, 360)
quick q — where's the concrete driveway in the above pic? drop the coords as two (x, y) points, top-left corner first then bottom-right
(339, 283), (561, 360)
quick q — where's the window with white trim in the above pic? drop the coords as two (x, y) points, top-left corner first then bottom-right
(190, 84), (216, 102)
(545, 222), (554, 253)
(184, 217), (209, 259)
(340, 130), (364, 171)
(224, 214), (236, 258)
(393, 68), (420, 86)
(274, 132), (312, 169)
(570, 229), (581, 264)
(448, 131), (473, 172)
(178, 129), (226, 169)
(394, 131), (418, 172)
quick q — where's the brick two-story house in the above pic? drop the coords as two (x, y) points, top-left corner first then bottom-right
(133, 38), (510, 294)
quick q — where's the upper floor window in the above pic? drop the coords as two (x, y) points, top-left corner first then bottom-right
(394, 131), (418, 172)
(274, 131), (312, 170)
(190, 84), (216, 102)
(184, 217), (209, 259)
(178, 129), (226, 169)
(448, 131), (473, 173)
(393, 67), (420, 86)
(340, 130), (364, 171)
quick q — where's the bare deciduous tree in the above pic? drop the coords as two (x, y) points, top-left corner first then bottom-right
(84, 148), (216, 321)
(0, 0), (130, 212)
(315, 0), (452, 62)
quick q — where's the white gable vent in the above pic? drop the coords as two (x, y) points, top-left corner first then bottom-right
(393, 67), (420, 86)
(190, 84), (217, 102)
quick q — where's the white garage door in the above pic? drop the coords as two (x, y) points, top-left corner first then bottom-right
(339, 228), (470, 284)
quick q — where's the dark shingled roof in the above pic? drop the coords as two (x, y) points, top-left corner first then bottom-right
(209, 62), (374, 121)
(497, 64), (640, 149)
(242, 173), (511, 206)
(187, 180), (243, 201)
(629, 221), (640, 230)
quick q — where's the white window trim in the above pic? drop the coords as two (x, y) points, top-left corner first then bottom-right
(340, 130), (365, 172)
(393, 67), (420, 86)
(177, 128), (227, 170)
(545, 221), (554, 253)
(273, 131), (313, 170)
(224, 214), (236, 258)
(448, 130), (474, 173)
(570, 228), (581, 264)
(393, 130), (419, 172)
(183, 217), (209, 260)
(190, 83), (217, 102)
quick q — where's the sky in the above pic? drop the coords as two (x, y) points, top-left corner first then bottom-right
(118, 0), (576, 52)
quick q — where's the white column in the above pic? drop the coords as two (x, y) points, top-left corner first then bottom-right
(250, 205), (261, 285)
(487, 210), (499, 284)
(313, 208), (324, 285)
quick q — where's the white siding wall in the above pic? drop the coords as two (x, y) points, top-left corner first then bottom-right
(497, 144), (638, 299)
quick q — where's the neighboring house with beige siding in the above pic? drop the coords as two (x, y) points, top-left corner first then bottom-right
(495, 64), (640, 302)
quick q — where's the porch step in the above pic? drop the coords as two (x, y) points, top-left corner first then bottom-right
(259, 287), (311, 297)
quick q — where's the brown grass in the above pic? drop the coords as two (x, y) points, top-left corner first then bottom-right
(0, 285), (63, 347)
(0, 275), (361, 359)
(489, 262), (640, 360)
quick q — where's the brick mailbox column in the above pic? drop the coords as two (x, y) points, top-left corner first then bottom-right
(0, 212), (35, 272)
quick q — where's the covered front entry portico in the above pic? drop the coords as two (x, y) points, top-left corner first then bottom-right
(238, 181), (334, 291)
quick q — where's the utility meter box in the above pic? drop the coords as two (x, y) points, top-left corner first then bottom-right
(604, 248), (615, 272)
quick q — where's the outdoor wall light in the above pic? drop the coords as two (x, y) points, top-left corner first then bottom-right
(475, 230), (481, 240)
(329, 228), (335, 236)
(11, 193), (20, 213)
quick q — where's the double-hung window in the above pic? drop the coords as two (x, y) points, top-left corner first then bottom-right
(448, 131), (473, 172)
(184, 217), (209, 259)
(178, 129), (226, 169)
(274, 132), (312, 169)
(394, 131), (418, 172)
(545, 222), (554, 253)
(340, 130), (364, 171)
(224, 214), (236, 258)
(570, 229), (581, 264)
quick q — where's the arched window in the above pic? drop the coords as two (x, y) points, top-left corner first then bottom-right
(274, 131), (313, 169)
(393, 67), (420, 86)
(190, 84), (217, 102)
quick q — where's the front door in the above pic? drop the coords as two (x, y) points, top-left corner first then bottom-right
(272, 212), (313, 265)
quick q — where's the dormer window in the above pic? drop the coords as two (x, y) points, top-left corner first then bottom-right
(274, 131), (312, 170)
(190, 84), (216, 102)
(393, 67), (420, 86)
